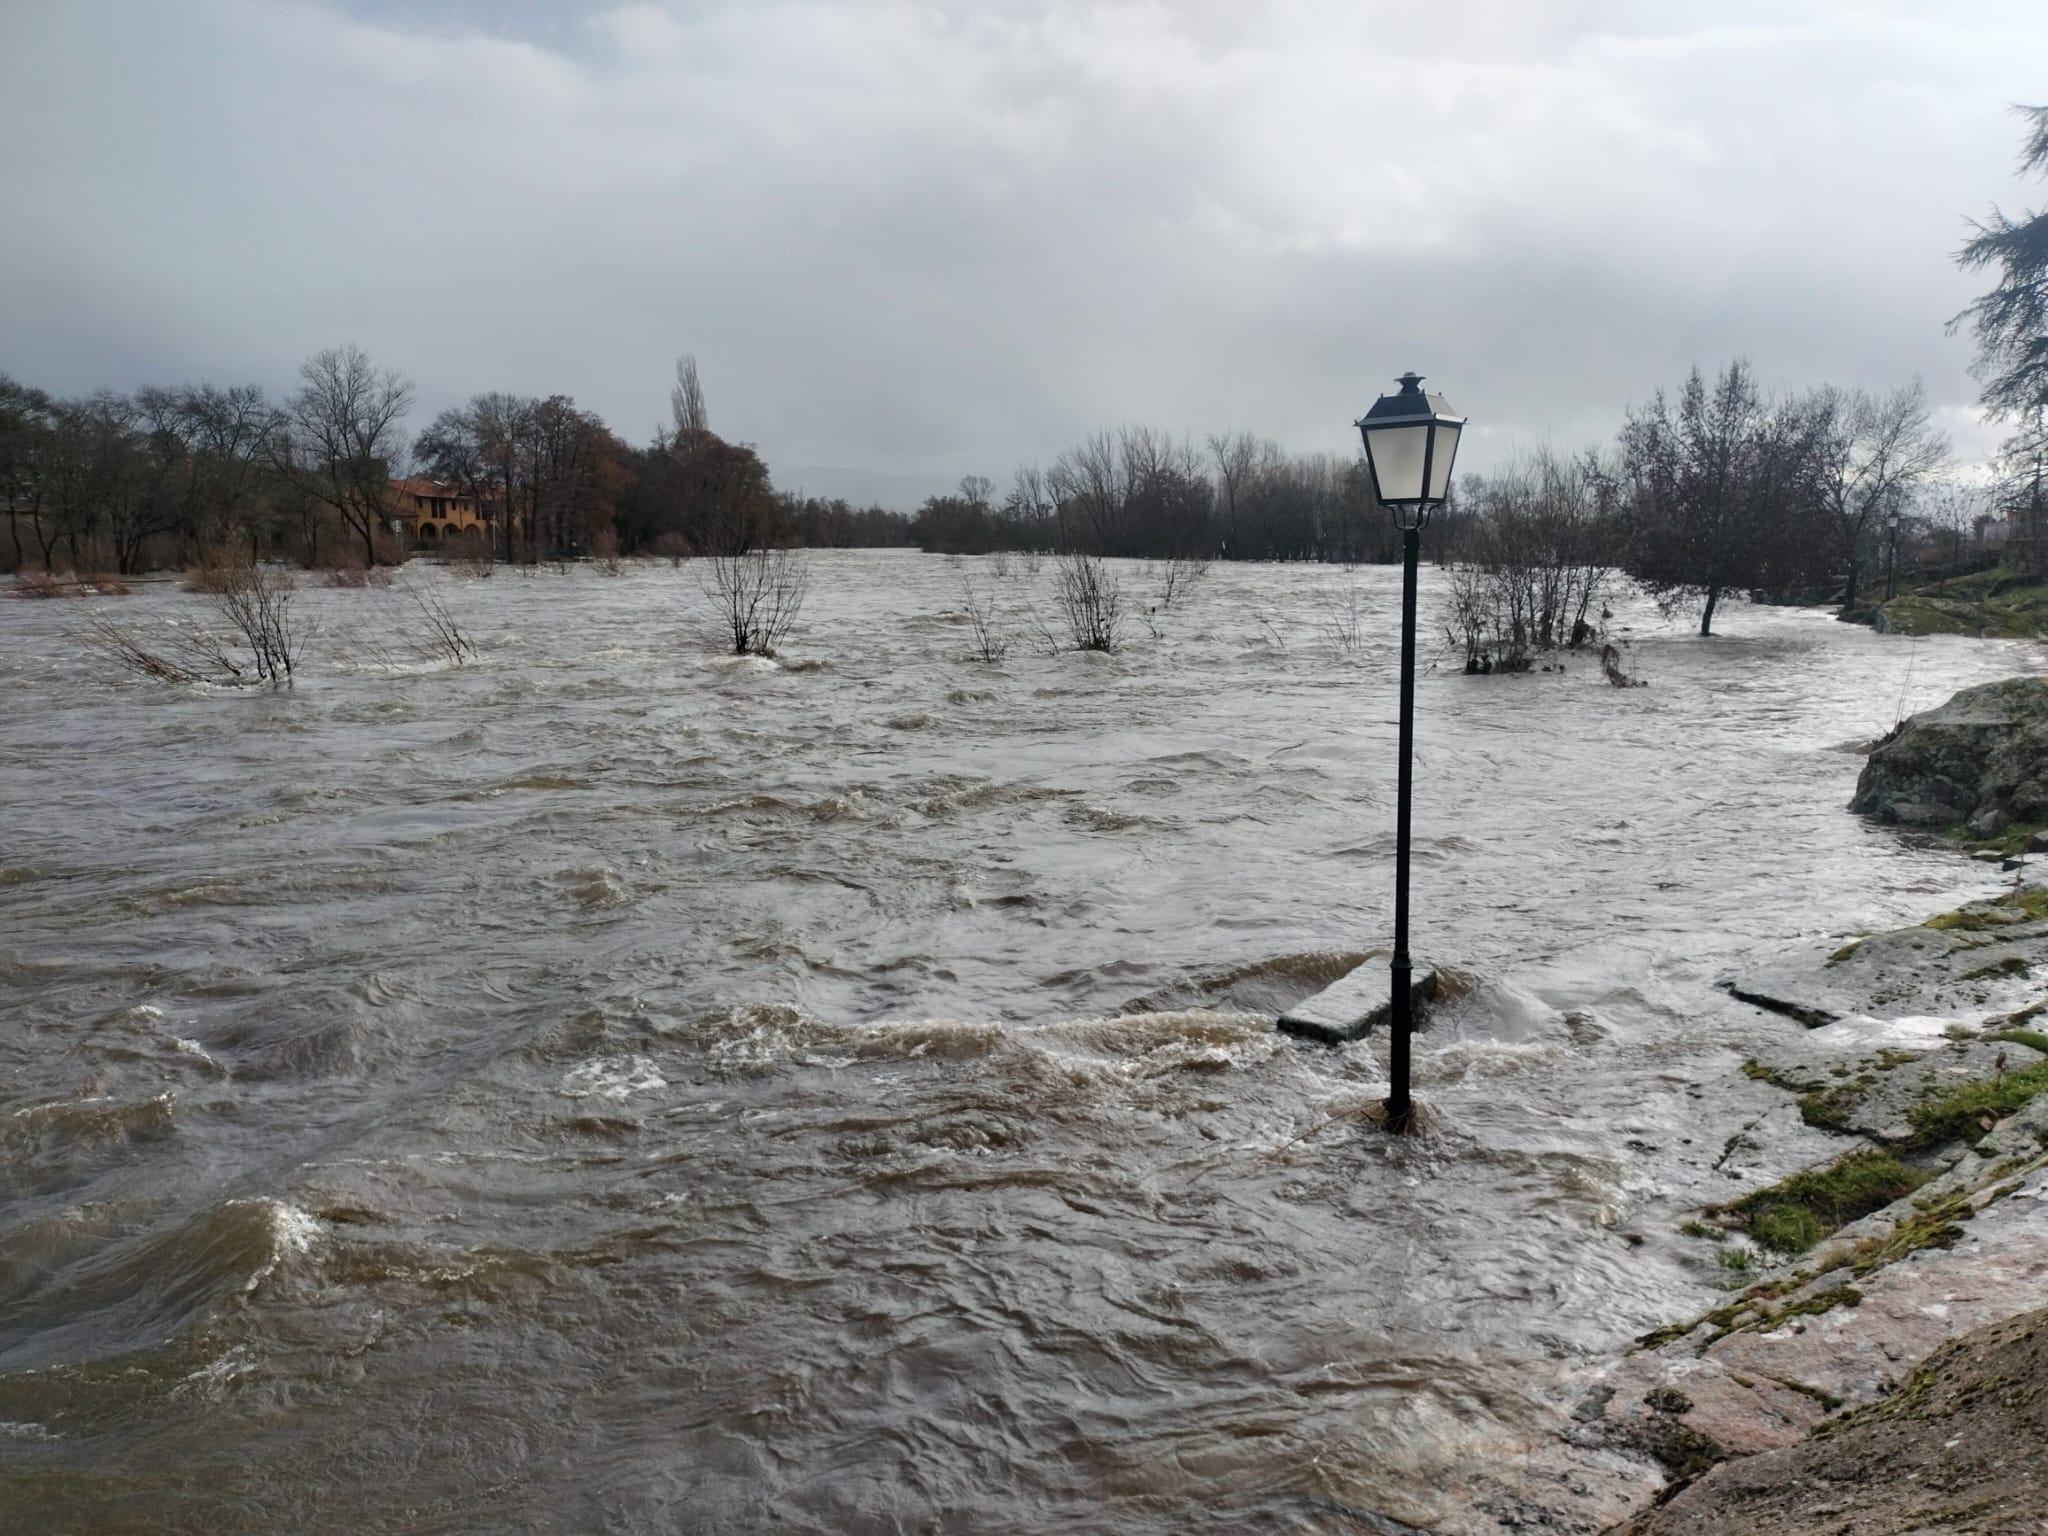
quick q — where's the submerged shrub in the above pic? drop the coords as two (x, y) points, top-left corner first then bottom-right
(326, 565), (393, 588)
(88, 560), (302, 686)
(1054, 550), (1122, 652)
(702, 546), (809, 656)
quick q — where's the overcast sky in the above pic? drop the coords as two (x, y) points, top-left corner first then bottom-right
(2, 1), (2044, 506)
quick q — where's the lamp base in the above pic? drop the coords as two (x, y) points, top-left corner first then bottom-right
(1364, 1098), (1432, 1137)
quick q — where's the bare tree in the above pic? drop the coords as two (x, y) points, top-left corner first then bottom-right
(1811, 380), (1949, 610)
(88, 558), (300, 685)
(1447, 450), (1623, 670)
(958, 474), (994, 514)
(1920, 477), (1990, 567)
(413, 401), (497, 558)
(1207, 430), (1259, 555)
(175, 383), (273, 561)
(1621, 361), (1829, 635)
(960, 572), (1009, 663)
(122, 388), (195, 575)
(0, 374), (57, 572)
(703, 546), (809, 656)
(1054, 550), (1123, 651)
(1000, 464), (1058, 551)
(275, 346), (414, 568)
(65, 391), (149, 574)
(472, 391), (537, 563)
(1049, 431), (1128, 554)
(671, 355), (710, 438)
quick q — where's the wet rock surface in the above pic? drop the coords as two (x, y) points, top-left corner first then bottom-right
(1725, 898), (2048, 1027)
(1850, 674), (2048, 831)
(1607, 1303), (2048, 1535)
(1875, 573), (2048, 641)
(1741, 1031), (2046, 1142)
(1581, 1125), (2048, 1478)
(1564, 897), (2048, 1532)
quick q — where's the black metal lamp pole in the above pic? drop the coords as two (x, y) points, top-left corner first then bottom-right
(1388, 511), (1422, 1130)
(1356, 373), (1465, 1134)
(1886, 514), (1900, 601)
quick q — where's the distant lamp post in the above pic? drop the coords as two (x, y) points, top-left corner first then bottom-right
(1886, 512), (1902, 601)
(1357, 373), (1464, 1134)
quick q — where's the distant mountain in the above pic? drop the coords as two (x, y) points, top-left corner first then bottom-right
(777, 464), (956, 513)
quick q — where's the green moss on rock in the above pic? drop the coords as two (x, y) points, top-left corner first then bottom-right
(1903, 1060), (2048, 1149)
(1722, 1150), (1928, 1256)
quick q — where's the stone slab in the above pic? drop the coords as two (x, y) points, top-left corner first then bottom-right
(1276, 955), (1436, 1044)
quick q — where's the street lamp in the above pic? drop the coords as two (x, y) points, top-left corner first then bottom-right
(1356, 372), (1465, 1134)
(1886, 512), (1901, 601)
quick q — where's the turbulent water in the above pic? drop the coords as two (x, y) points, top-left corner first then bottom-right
(2, 551), (2042, 1534)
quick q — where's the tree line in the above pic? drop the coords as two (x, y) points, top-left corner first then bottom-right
(0, 350), (915, 574)
(0, 346), (1979, 628)
(904, 365), (1961, 639)
(909, 429), (1404, 564)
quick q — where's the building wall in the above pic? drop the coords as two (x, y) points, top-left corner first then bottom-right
(386, 482), (496, 544)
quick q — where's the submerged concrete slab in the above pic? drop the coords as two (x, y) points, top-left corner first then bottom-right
(1276, 953), (1437, 1044)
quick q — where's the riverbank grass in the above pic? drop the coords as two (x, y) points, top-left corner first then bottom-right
(1922, 887), (2048, 930)
(1721, 1149), (1927, 1256)
(1904, 1058), (2048, 1149)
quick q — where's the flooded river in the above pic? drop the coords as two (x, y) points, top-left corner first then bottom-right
(3, 551), (2041, 1533)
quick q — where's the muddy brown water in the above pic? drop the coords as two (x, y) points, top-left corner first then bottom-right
(2, 552), (2040, 1533)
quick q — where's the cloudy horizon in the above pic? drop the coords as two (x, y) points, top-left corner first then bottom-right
(2, 0), (2044, 508)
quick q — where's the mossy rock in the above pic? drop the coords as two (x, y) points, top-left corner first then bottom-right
(1740, 1036), (2047, 1145)
(1620, 1306), (2048, 1535)
(1874, 573), (2048, 639)
(1726, 905), (2048, 1027)
(1851, 676), (2048, 832)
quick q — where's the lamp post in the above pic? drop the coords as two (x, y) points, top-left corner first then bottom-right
(1356, 373), (1465, 1134)
(1886, 512), (1901, 602)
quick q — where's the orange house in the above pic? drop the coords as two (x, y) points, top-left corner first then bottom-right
(385, 478), (502, 545)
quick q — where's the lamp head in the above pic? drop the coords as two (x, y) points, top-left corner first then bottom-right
(1357, 373), (1465, 531)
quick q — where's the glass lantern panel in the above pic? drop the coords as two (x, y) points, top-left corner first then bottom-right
(1426, 421), (1462, 502)
(1364, 422), (1431, 503)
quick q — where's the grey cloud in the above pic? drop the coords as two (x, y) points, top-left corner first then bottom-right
(1, 0), (2041, 506)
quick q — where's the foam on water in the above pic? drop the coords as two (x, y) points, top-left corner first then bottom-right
(1811, 1010), (2013, 1049)
(559, 1055), (669, 1099)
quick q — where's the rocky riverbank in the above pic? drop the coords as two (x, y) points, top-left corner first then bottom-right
(1560, 676), (2048, 1531)
(1872, 572), (2048, 640)
(1608, 1303), (2048, 1534)
(1571, 883), (2048, 1532)
(1849, 673), (2048, 838)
